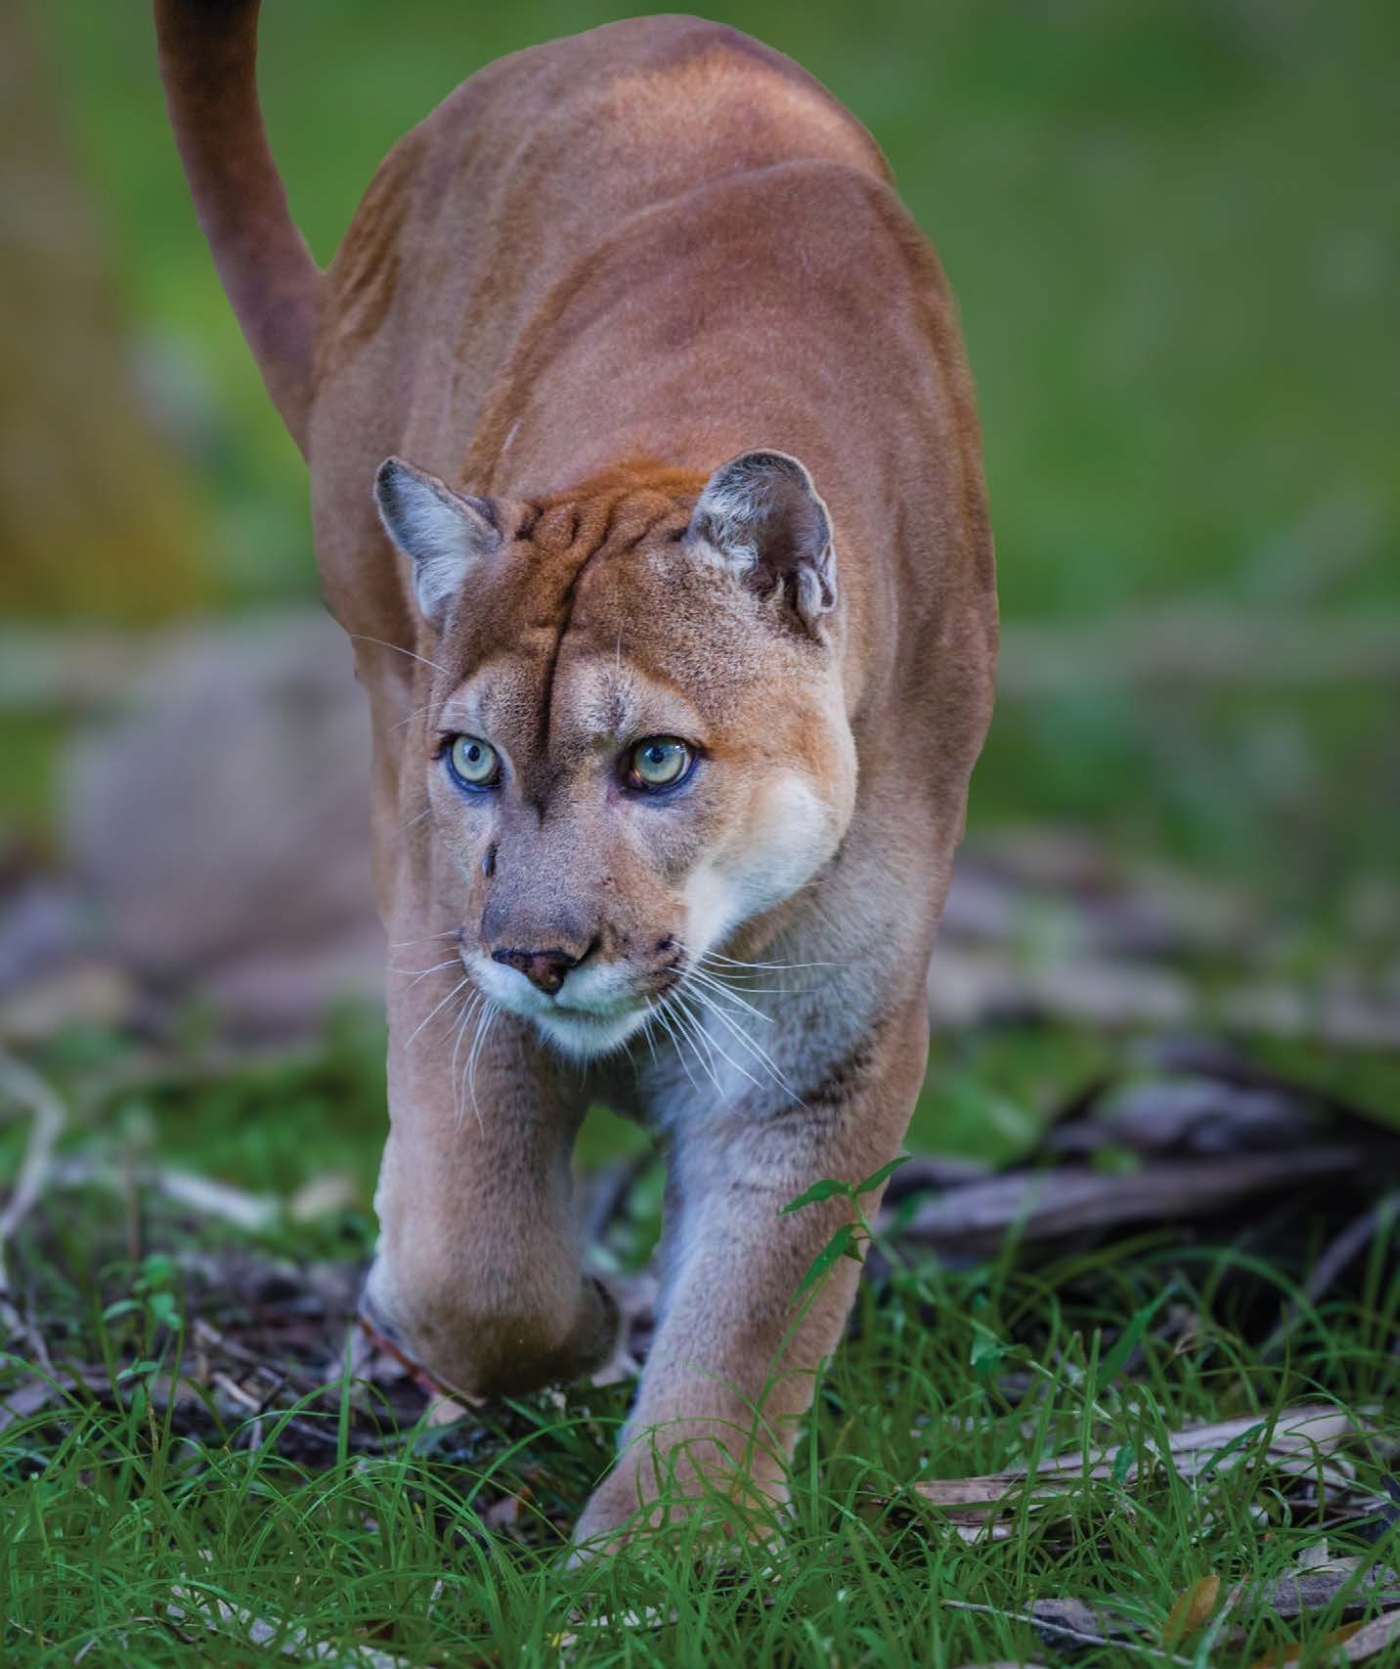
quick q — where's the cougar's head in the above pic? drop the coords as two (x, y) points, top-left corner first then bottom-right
(374, 450), (857, 1060)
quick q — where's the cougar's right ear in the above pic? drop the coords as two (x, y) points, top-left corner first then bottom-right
(373, 457), (503, 632)
(687, 450), (836, 639)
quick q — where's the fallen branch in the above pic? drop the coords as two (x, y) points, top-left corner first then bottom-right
(49, 1155), (279, 1233)
(167, 1584), (410, 1667)
(890, 1149), (1363, 1257)
(909, 1405), (1367, 1513)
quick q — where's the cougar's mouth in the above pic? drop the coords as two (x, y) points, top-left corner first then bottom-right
(460, 943), (664, 1061)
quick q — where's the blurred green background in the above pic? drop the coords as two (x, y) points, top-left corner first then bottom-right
(3, 0), (1397, 980)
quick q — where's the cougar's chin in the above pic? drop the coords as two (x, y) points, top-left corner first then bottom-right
(534, 1004), (649, 1060)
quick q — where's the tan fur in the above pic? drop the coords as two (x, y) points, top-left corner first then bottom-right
(156, 5), (997, 1548)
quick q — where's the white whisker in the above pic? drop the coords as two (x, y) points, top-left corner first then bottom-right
(700, 949), (838, 973)
(703, 982), (800, 995)
(457, 994), (490, 1128)
(668, 991), (724, 1093)
(450, 989), (484, 1128)
(684, 965), (773, 1024)
(393, 699), (476, 735)
(696, 949), (832, 996)
(349, 634), (449, 676)
(404, 977), (470, 1049)
(651, 1000), (702, 1094)
(688, 984), (804, 1106)
(465, 1001), (499, 1132)
(676, 989), (764, 1093)
(639, 1007), (660, 1070)
(387, 958), (461, 984)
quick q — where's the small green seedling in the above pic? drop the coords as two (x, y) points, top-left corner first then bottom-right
(781, 1156), (910, 1307)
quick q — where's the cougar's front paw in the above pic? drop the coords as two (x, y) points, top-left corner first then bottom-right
(359, 1256), (622, 1401)
(570, 1428), (787, 1560)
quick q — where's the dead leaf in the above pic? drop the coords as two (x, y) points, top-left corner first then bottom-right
(425, 1393), (474, 1426)
(481, 1487), (533, 1537)
(0, 962), (133, 1045)
(153, 1169), (279, 1232)
(1164, 1574), (1220, 1645)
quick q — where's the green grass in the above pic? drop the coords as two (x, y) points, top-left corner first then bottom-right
(5, 1186), (1398, 1666)
(5, 1020), (1399, 1665)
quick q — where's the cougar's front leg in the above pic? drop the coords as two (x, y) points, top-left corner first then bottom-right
(361, 1006), (618, 1400)
(574, 995), (929, 1548)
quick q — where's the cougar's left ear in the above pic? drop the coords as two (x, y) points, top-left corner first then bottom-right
(373, 457), (503, 632)
(687, 450), (837, 637)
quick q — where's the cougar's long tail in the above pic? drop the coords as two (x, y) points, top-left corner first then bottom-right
(155, 0), (322, 455)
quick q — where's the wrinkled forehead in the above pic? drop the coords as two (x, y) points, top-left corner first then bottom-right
(445, 648), (707, 755)
(432, 540), (753, 760)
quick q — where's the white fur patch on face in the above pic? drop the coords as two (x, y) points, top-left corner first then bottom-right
(682, 771), (838, 962)
(679, 861), (744, 966)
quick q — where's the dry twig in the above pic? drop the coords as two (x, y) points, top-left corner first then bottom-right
(0, 1049), (65, 1366)
(941, 1598), (1193, 1666)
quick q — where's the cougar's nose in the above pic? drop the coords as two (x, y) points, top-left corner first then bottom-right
(492, 946), (580, 996)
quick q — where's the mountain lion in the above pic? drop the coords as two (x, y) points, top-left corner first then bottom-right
(155, 1), (997, 1548)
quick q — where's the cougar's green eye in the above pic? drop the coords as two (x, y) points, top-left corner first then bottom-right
(626, 736), (693, 792)
(446, 735), (500, 790)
